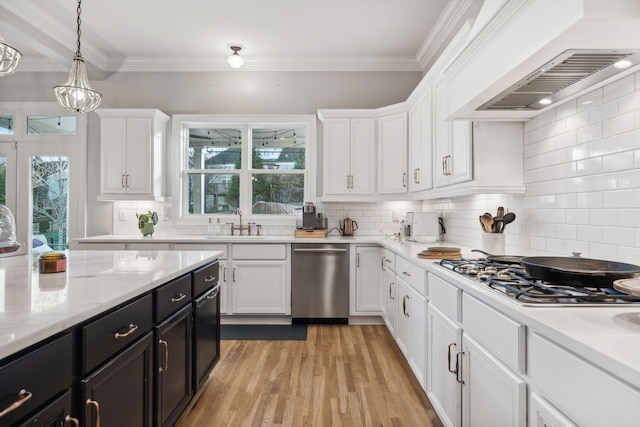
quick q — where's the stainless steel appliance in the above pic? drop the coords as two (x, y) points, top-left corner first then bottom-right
(403, 211), (440, 242)
(291, 243), (349, 323)
(437, 256), (640, 306)
(192, 262), (220, 391)
(296, 202), (327, 230)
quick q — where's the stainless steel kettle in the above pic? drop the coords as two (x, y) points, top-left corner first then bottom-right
(339, 218), (358, 236)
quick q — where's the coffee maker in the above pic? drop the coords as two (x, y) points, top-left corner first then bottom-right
(296, 202), (327, 229)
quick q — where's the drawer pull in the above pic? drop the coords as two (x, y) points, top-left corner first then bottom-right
(447, 343), (457, 374)
(65, 415), (80, 427)
(223, 267), (227, 282)
(114, 323), (139, 339)
(159, 339), (169, 372)
(0, 389), (32, 417)
(389, 282), (394, 300)
(402, 271), (411, 277)
(86, 399), (101, 427)
(402, 295), (410, 317)
(455, 351), (465, 384)
(171, 293), (186, 303)
(204, 275), (216, 283)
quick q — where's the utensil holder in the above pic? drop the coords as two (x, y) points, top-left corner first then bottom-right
(482, 232), (505, 255)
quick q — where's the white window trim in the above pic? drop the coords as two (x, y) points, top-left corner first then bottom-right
(171, 114), (316, 227)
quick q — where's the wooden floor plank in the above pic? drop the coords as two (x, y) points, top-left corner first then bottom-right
(176, 325), (444, 427)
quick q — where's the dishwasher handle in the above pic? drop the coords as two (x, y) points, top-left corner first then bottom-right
(293, 248), (348, 253)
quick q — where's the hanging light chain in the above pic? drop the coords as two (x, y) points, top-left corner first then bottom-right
(75, 0), (82, 57)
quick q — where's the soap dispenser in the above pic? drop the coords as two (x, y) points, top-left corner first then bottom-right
(215, 218), (221, 236)
(207, 218), (214, 237)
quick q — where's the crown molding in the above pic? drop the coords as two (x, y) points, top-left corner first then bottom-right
(104, 56), (422, 73)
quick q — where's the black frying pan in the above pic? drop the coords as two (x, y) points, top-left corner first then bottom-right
(471, 249), (524, 264)
(520, 256), (640, 288)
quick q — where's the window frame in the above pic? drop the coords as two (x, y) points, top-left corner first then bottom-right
(172, 114), (316, 226)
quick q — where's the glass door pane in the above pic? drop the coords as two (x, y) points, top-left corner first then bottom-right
(0, 156), (6, 205)
(32, 156), (69, 250)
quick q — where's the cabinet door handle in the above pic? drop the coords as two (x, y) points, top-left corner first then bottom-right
(65, 415), (80, 427)
(402, 295), (410, 317)
(346, 175), (350, 189)
(402, 172), (407, 187)
(442, 157), (446, 176)
(389, 282), (394, 300)
(86, 399), (101, 427)
(125, 174), (130, 187)
(223, 267), (227, 282)
(402, 271), (411, 277)
(350, 175), (354, 189)
(0, 389), (32, 417)
(447, 342), (457, 374)
(114, 323), (138, 339)
(455, 351), (465, 384)
(232, 267), (236, 282)
(121, 175), (125, 188)
(204, 275), (216, 282)
(159, 339), (169, 372)
(381, 256), (385, 270)
(416, 168), (421, 184)
(171, 293), (186, 303)
(357, 253), (360, 268)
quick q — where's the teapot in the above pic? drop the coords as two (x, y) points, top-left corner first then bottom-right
(339, 218), (358, 236)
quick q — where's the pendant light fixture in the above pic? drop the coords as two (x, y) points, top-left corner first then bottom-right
(54, 0), (102, 113)
(227, 44), (244, 69)
(0, 33), (22, 76)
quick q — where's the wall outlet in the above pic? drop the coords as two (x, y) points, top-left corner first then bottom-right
(162, 206), (171, 221)
(392, 211), (401, 222)
(118, 209), (127, 221)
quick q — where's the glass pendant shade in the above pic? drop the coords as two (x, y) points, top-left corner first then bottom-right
(0, 33), (22, 76)
(54, 56), (102, 113)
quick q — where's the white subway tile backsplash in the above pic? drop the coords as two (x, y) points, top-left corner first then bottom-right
(603, 74), (635, 102)
(588, 135), (617, 157)
(546, 119), (566, 137)
(523, 117), (538, 133)
(556, 193), (577, 209)
(602, 151), (634, 172)
(555, 131), (577, 149)
(556, 100), (577, 119)
(617, 129), (640, 151)
(589, 100), (618, 124)
(529, 127), (547, 143)
(602, 189), (635, 208)
(576, 122), (603, 143)
(578, 88), (603, 111)
(565, 209), (589, 225)
(555, 162), (576, 179)
(565, 176), (589, 193)
(619, 169), (640, 188)
(576, 158), (602, 176)
(538, 109), (556, 126)
(555, 224), (577, 240)
(589, 209), (618, 226)
(576, 225), (603, 242)
(587, 172), (617, 191)
(603, 111), (634, 137)
(589, 243), (618, 261)
(565, 110), (589, 131)
(602, 226), (635, 246)
(618, 209), (640, 227)
(566, 143), (588, 161)
(618, 90), (640, 114)
(576, 192), (602, 209)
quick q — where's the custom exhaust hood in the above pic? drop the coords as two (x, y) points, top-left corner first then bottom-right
(444, 0), (640, 120)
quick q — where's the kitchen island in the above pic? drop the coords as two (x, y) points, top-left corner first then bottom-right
(0, 249), (222, 427)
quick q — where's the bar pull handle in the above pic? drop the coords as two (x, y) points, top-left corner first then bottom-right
(223, 267), (227, 282)
(114, 323), (138, 339)
(121, 175), (125, 188)
(456, 351), (465, 384)
(447, 342), (457, 374)
(416, 168), (421, 183)
(402, 271), (411, 277)
(159, 339), (169, 372)
(171, 293), (186, 303)
(232, 267), (236, 282)
(357, 253), (360, 268)
(0, 389), (32, 417)
(346, 175), (350, 189)
(381, 256), (385, 270)
(402, 172), (407, 187)
(65, 415), (80, 427)
(86, 399), (101, 427)
(389, 282), (394, 300)
(402, 295), (410, 317)
(204, 275), (216, 282)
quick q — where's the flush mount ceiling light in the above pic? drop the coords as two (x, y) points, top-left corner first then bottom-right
(227, 44), (244, 69)
(0, 33), (22, 76)
(53, 0), (102, 113)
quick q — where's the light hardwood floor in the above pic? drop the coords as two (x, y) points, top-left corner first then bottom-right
(176, 325), (444, 427)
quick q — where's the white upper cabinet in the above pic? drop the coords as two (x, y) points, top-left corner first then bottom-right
(322, 116), (375, 196)
(96, 109), (169, 201)
(378, 111), (408, 194)
(409, 92), (433, 193)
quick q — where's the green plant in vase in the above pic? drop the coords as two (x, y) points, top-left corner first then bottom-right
(136, 211), (158, 236)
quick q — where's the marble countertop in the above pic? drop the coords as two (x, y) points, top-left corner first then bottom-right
(0, 250), (221, 361)
(72, 234), (640, 387)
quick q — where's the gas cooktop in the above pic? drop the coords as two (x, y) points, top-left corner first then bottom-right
(438, 258), (640, 306)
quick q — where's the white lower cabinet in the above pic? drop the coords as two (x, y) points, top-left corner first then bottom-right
(218, 260), (228, 314)
(231, 260), (288, 314)
(382, 268), (397, 337)
(529, 393), (577, 427)
(461, 335), (526, 427)
(395, 271), (427, 389)
(427, 304), (462, 427)
(352, 246), (382, 315)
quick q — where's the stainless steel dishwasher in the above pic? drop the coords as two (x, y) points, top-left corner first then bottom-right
(291, 243), (349, 324)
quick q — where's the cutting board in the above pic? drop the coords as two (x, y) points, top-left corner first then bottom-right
(417, 247), (461, 259)
(294, 229), (327, 238)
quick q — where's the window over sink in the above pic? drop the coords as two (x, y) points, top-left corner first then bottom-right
(173, 115), (316, 224)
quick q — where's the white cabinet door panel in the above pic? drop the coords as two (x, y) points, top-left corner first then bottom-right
(354, 246), (381, 314)
(231, 261), (287, 314)
(378, 112), (407, 194)
(101, 118), (128, 194)
(125, 118), (153, 194)
(323, 119), (351, 195)
(396, 277), (411, 359)
(350, 118), (376, 195)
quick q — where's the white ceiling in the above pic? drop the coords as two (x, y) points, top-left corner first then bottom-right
(0, 0), (480, 77)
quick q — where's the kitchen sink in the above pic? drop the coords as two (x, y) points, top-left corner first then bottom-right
(199, 235), (267, 240)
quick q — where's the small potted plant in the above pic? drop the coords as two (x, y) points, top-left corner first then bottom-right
(136, 211), (158, 237)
